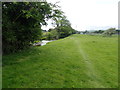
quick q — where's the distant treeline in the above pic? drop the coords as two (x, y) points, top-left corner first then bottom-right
(75, 28), (118, 36)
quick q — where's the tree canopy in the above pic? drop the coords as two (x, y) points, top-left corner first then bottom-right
(2, 2), (76, 54)
(2, 2), (65, 54)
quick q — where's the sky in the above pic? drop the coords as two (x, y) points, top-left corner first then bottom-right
(42, 0), (119, 31)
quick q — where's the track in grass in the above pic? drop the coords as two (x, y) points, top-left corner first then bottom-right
(3, 34), (118, 88)
(74, 38), (104, 87)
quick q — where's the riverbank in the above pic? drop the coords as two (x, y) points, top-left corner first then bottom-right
(33, 40), (55, 46)
(3, 34), (118, 88)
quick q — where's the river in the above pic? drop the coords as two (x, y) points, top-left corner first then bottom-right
(41, 40), (53, 46)
(33, 40), (55, 46)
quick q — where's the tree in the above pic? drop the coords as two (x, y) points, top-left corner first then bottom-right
(83, 30), (88, 34)
(93, 30), (104, 34)
(50, 29), (59, 40)
(103, 28), (116, 36)
(56, 26), (75, 38)
(2, 2), (63, 54)
(52, 13), (75, 38)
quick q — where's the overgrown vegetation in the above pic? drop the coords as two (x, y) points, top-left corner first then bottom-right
(2, 2), (76, 54)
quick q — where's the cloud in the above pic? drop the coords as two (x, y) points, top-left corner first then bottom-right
(44, 0), (119, 31)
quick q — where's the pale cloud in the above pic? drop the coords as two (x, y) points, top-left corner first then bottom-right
(42, 0), (119, 31)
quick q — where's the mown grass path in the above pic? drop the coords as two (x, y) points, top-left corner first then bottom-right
(74, 38), (104, 87)
(3, 34), (118, 88)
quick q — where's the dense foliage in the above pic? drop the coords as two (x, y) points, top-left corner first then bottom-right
(2, 2), (70, 54)
(42, 29), (59, 40)
(42, 15), (76, 40)
(42, 26), (76, 40)
(103, 28), (117, 36)
(56, 26), (76, 38)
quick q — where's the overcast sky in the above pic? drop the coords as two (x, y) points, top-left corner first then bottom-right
(42, 0), (119, 31)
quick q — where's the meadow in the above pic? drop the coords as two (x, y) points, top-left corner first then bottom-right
(2, 34), (118, 88)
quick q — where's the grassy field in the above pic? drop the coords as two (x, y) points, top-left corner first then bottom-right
(2, 34), (118, 88)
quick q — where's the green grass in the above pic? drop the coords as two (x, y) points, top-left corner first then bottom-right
(2, 34), (118, 88)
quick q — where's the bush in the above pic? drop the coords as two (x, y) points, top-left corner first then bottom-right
(103, 28), (117, 37)
(2, 2), (58, 54)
